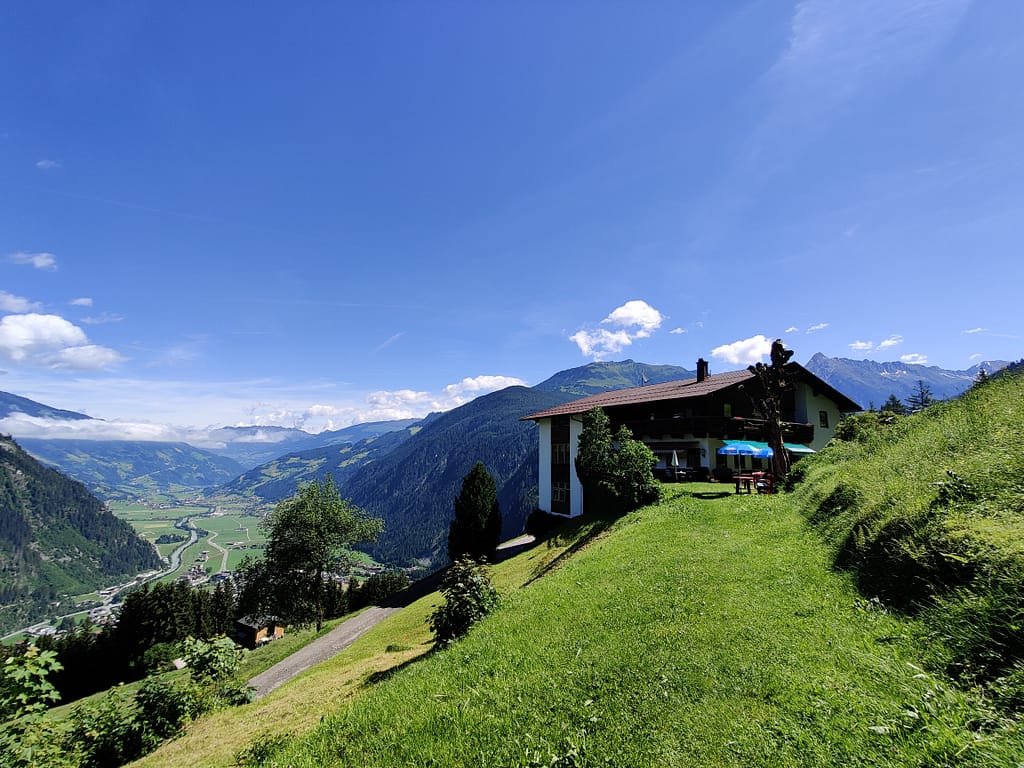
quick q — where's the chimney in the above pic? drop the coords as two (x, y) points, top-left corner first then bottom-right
(696, 358), (709, 382)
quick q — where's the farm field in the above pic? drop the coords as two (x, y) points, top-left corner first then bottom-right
(111, 498), (269, 578)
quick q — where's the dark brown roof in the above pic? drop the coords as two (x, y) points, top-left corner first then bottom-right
(523, 368), (752, 420)
(522, 363), (862, 420)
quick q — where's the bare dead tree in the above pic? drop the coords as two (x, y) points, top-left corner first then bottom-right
(746, 339), (794, 480)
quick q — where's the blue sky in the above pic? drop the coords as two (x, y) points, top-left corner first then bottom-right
(1, 1), (1021, 442)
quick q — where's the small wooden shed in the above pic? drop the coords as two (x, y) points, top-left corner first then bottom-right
(234, 614), (286, 649)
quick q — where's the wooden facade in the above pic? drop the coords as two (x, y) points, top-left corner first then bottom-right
(234, 614), (286, 649)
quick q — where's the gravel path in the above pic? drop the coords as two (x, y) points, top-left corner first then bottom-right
(247, 606), (402, 698)
(246, 535), (536, 699)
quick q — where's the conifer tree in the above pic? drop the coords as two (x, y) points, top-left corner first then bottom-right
(448, 462), (501, 561)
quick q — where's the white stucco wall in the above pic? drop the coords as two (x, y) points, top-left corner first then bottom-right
(793, 382), (842, 450)
(537, 419), (552, 512)
(569, 416), (584, 517)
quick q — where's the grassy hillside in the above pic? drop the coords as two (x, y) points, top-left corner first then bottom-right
(790, 370), (1024, 690)
(134, 487), (1022, 767)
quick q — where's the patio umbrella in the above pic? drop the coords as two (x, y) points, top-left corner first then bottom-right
(716, 440), (774, 458)
(670, 450), (680, 467)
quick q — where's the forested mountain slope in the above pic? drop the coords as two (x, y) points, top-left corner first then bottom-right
(20, 439), (244, 501)
(341, 386), (574, 565)
(0, 436), (161, 633)
(214, 422), (427, 502)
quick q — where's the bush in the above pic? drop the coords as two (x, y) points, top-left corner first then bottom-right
(525, 508), (561, 538)
(135, 676), (191, 744)
(429, 558), (499, 646)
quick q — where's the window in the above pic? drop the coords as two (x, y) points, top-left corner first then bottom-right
(552, 481), (569, 502)
(819, 410), (830, 428)
(723, 403), (732, 418)
(552, 443), (570, 464)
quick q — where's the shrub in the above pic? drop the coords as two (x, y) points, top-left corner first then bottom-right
(525, 508), (561, 538)
(0, 645), (70, 768)
(428, 558), (499, 646)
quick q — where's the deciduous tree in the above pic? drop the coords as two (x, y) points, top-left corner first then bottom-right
(575, 407), (659, 513)
(249, 476), (383, 631)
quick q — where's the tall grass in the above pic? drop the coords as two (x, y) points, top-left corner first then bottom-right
(791, 372), (1024, 693)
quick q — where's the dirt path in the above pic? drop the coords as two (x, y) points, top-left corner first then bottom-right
(247, 606), (402, 698)
(247, 535), (536, 699)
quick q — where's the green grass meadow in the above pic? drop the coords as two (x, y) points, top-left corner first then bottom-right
(135, 485), (1023, 767)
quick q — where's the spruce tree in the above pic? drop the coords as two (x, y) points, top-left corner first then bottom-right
(448, 462), (501, 561)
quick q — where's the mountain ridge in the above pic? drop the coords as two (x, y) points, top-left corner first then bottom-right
(0, 435), (162, 634)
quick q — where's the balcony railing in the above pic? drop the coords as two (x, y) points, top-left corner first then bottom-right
(623, 416), (814, 445)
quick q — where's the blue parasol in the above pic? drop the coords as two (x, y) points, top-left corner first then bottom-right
(716, 440), (774, 458)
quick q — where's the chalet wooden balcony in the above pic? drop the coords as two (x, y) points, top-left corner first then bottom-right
(624, 416), (814, 446)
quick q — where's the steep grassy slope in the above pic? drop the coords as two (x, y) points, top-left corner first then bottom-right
(137, 488), (1021, 767)
(790, 370), (1024, 687)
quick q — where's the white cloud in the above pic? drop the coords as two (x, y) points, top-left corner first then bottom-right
(0, 313), (122, 370)
(443, 375), (527, 398)
(9, 251), (58, 270)
(669, 327), (686, 335)
(35, 159), (61, 170)
(849, 340), (874, 351)
(877, 334), (903, 350)
(374, 331), (406, 352)
(50, 344), (125, 370)
(81, 312), (124, 325)
(571, 300), (664, 360)
(242, 374), (528, 432)
(961, 327), (987, 334)
(785, 326), (800, 333)
(968, 353), (983, 360)
(0, 291), (41, 313)
(569, 328), (633, 359)
(601, 300), (664, 337)
(900, 353), (928, 365)
(71, 297), (94, 307)
(769, 0), (970, 117)
(806, 322), (829, 333)
(711, 334), (772, 366)
(0, 412), (230, 447)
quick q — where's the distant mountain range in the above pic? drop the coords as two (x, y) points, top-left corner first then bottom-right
(0, 435), (162, 634)
(803, 353), (1010, 410)
(202, 420), (421, 468)
(2, 354), (1017, 572)
(17, 439), (245, 501)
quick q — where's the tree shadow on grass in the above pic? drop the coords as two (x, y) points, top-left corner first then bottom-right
(522, 512), (619, 588)
(362, 646), (437, 687)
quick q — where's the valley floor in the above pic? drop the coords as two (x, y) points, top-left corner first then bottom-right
(133, 485), (1023, 767)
